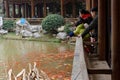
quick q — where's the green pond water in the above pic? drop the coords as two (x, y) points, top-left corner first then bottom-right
(0, 39), (74, 79)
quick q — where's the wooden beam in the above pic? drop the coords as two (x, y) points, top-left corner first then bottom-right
(111, 0), (120, 80)
(88, 68), (112, 74)
(98, 0), (107, 60)
(83, 41), (98, 46)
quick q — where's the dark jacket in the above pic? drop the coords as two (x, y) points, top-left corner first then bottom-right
(81, 15), (98, 40)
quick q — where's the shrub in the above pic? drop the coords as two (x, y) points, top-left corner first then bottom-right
(3, 20), (15, 32)
(41, 14), (64, 34)
(64, 23), (73, 34)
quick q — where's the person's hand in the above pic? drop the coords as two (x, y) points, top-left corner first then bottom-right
(66, 36), (70, 40)
(78, 34), (81, 38)
(84, 23), (89, 28)
(90, 37), (96, 42)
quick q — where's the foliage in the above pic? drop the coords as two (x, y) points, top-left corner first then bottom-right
(64, 23), (73, 34)
(3, 20), (15, 32)
(41, 14), (65, 34)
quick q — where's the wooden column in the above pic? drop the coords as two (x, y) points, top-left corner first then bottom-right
(106, 0), (111, 66)
(61, 0), (64, 17)
(18, 4), (22, 17)
(5, 0), (10, 17)
(92, 0), (98, 8)
(43, 0), (47, 17)
(25, 3), (28, 18)
(112, 0), (120, 80)
(23, 4), (25, 17)
(72, 0), (76, 17)
(24, 3), (27, 18)
(37, 5), (40, 18)
(28, 5), (31, 18)
(3, 1), (5, 14)
(86, 0), (91, 11)
(12, 3), (15, 18)
(31, 0), (35, 18)
(98, 0), (107, 60)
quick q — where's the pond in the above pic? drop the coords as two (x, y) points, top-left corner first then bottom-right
(0, 39), (74, 80)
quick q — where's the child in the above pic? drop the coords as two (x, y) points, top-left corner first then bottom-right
(67, 9), (93, 41)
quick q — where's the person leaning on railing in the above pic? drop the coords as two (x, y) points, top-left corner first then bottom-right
(67, 9), (93, 40)
(79, 7), (98, 42)
(78, 7), (98, 54)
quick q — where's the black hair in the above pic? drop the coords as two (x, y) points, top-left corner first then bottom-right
(79, 9), (90, 14)
(91, 7), (98, 12)
(79, 9), (86, 14)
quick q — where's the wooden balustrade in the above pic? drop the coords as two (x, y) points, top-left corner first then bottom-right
(3, 18), (78, 25)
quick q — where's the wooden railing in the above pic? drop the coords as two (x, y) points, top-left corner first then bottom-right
(3, 18), (78, 25)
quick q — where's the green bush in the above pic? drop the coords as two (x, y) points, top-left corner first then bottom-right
(41, 14), (64, 34)
(3, 20), (15, 32)
(64, 23), (73, 34)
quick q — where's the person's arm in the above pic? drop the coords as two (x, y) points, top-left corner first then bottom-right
(75, 17), (84, 27)
(81, 15), (98, 38)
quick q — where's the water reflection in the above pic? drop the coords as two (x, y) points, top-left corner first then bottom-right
(0, 40), (74, 79)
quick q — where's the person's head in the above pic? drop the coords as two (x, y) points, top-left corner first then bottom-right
(90, 7), (98, 18)
(79, 9), (89, 17)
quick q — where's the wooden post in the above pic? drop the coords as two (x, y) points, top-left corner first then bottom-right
(112, 0), (120, 80)
(31, 0), (35, 18)
(43, 0), (47, 17)
(105, 0), (111, 66)
(12, 3), (15, 18)
(37, 4), (40, 18)
(61, 0), (64, 17)
(98, 0), (107, 60)
(72, 0), (76, 17)
(5, 0), (10, 17)
(18, 4), (22, 17)
(26, 3), (29, 18)
(24, 3), (27, 18)
(92, 0), (98, 8)
(86, 0), (91, 11)
(23, 4), (25, 17)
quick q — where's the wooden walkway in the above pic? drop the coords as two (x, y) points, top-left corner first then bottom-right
(87, 57), (111, 80)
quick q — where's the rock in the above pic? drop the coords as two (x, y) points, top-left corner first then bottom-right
(0, 29), (8, 34)
(58, 26), (64, 32)
(56, 32), (67, 40)
(20, 30), (33, 37)
(30, 25), (43, 33)
(33, 32), (41, 38)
